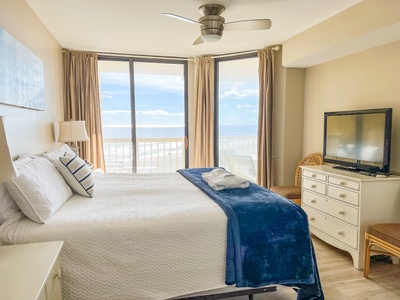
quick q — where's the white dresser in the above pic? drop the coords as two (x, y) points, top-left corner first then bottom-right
(301, 165), (400, 270)
(0, 241), (63, 300)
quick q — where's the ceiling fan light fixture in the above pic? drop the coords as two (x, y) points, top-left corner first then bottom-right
(201, 27), (223, 43)
(201, 34), (222, 43)
(199, 15), (224, 43)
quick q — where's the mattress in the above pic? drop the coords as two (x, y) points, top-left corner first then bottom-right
(0, 172), (229, 300)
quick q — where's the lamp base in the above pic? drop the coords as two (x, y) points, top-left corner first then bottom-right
(70, 142), (80, 157)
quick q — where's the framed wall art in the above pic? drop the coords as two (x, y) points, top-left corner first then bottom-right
(0, 27), (44, 110)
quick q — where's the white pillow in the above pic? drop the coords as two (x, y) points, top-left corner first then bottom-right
(6, 157), (73, 224)
(59, 154), (95, 197)
(0, 183), (20, 224)
(43, 144), (75, 167)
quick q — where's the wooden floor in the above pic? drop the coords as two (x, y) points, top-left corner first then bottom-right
(229, 234), (400, 300)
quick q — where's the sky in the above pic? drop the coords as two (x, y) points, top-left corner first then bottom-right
(100, 72), (185, 127)
(99, 59), (259, 133)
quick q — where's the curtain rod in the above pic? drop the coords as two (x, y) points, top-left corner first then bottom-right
(207, 45), (280, 60)
(97, 51), (188, 61)
(63, 49), (188, 61)
(64, 45), (280, 61)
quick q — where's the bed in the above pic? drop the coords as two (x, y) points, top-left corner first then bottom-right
(0, 147), (323, 300)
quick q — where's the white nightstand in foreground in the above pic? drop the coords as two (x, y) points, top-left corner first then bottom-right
(0, 241), (64, 300)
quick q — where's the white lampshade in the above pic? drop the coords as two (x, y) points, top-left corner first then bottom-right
(58, 121), (89, 143)
(58, 121), (89, 156)
(0, 116), (19, 182)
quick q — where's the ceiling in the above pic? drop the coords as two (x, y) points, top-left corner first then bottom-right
(26, 0), (362, 58)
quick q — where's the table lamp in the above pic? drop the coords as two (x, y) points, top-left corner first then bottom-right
(57, 120), (89, 156)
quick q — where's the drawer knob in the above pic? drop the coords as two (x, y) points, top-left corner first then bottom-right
(337, 230), (343, 236)
(311, 184), (316, 188)
(339, 181), (346, 186)
(311, 174), (316, 178)
(311, 199), (316, 203)
(338, 210), (345, 215)
(338, 193), (345, 198)
(54, 269), (62, 280)
(309, 217), (315, 221)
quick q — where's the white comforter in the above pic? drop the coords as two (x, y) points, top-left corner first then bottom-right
(0, 172), (229, 300)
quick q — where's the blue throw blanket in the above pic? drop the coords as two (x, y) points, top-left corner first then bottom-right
(177, 168), (324, 300)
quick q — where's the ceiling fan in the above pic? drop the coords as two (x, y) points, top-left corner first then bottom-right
(163, 4), (271, 45)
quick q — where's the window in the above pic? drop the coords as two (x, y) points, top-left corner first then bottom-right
(215, 55), (259, 182)
(98, 58), (188, 173)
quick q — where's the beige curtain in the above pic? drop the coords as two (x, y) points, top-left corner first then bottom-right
(63, 50), (105, 171)
(257, 49), (274, 188)
(193, 57), (215, 167)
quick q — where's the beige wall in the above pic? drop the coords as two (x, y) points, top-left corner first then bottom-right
(283, 0), (400, 68)
(272, 51), (305, 186)
(281, 0), (400, 180)
(303, 40), (400, 175)
(0, 0), (63, 158)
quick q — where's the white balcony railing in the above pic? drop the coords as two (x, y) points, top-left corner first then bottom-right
(104, 137), (185, 173)
(103, 136), (257, 181)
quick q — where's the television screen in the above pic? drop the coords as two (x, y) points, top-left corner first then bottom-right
(323, 108), (392, 174)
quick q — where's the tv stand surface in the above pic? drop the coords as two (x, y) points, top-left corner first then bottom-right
(332, 165), (359, 172)
(332, 165), (387, 177)
(301, 165), (400, 270)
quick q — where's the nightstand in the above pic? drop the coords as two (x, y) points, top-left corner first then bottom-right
(0, 241), (63, 300)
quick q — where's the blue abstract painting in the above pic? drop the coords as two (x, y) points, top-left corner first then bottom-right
(0, 27), (44, 110)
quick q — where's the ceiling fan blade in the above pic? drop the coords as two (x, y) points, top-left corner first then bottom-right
(193, 35), (204, 45)
(224, 19), (272, 31)
(163, 13), (200, 25)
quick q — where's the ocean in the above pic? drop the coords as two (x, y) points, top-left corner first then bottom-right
(103, 124), (257, 138)
(103, 124), (258, 177)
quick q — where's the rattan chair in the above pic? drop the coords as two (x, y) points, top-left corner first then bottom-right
(270, 153), (323, 206)
(363, 223), (400, 278)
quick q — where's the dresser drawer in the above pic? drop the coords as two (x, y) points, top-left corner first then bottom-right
(303, 170), (326, 182)
(302, 178), (326, 195)
(329, 176), (359, 191)
(303, 190), (359, 226)
(303, 206), (358, 249)
(302, 190), (325, 208)
(323, 198), (359, 226)
(328, 185), (359, 206)
(49, 277), (62, 300)
(46, 257), (62, 300)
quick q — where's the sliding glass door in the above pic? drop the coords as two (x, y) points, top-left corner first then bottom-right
(133, 62), (186, 172)
(216, 55), (259, 182)
(98, 60), (133, 173)
(98, 58), (188, 173)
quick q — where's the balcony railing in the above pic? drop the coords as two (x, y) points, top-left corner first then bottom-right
(103, 136), (257, 181)
(104, 137), (185, 173)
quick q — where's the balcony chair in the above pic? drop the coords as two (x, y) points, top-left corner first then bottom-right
(220, 149), (256, 182)
(226, 155), (256, 181)
(363, 223), (400, 278)
(269, 153), (323, 206)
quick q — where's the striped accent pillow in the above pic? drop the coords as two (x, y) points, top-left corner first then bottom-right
(59, 154), (95, 197)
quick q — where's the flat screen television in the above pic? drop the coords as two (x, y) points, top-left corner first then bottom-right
(323, 108), (392, 175)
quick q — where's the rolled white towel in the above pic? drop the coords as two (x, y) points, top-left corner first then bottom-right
(202, 168), (227, 182)
(202, 168), (249, 191)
